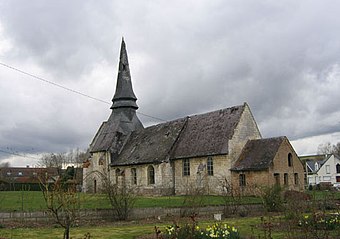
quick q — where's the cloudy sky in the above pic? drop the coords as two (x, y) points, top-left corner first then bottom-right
(1, 1), (340, 167)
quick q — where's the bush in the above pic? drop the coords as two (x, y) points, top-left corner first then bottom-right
(262, 185), (283, 212)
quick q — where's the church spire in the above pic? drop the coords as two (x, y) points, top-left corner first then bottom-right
(111, 38), (138, 110)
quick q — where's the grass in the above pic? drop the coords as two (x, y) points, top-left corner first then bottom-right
(0, 191), (262, 212)
(0, 216), (287, 239)
(0, 190), (339, 212)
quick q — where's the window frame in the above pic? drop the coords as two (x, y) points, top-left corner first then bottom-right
(131, 168), (137, 185)
(274, 173), (280, 185)
(294, 173), (299, 185)
(207, 157), (214, 176)
(288, 153), (293, 167)
(148, 165), (155, 185)
(284, 173), (288, 185)
(239, 173), (246, 187)
(183, 159), (190, 176)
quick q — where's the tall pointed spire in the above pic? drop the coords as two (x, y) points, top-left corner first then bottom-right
(111, 38), (138, 110)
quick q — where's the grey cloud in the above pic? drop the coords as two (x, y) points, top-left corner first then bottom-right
(1, 0), (340, 164)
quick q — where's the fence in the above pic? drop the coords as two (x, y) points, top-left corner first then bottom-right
(0, 204), (264, 224)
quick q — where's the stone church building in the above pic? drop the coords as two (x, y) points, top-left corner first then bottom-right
(83, 40), (304, 195)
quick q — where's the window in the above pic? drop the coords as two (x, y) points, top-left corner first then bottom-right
(326, 165), (330, 174)
(6, 172), (11, 176)
(288, 153), (293, 167)
(115, 168), (120, 184)
(336, 164), (340, 174)
(148, 166), (155, 185)
(239, 174), (246, 187)
(131, 168), (137, 185)
(183, 159), (190, 176)
(94, 179), (97, 194)
(18, 172), (23, 176)
(315, 163), (319, 171)
(207, 157), (213, 176)
(336, 176), (340, 182)
(323, 176), (331, 181)
(284, 173), (288, 185)
(274, 173), (280, 185)
(294, 173), (299, 185)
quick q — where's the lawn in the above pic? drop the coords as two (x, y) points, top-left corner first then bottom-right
(0, 191), (263, 212)
(1, 190), (339, 212)
(0, 217), (285, 239)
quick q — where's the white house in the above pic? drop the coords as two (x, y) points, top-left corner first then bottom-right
(301, 154), (340, 187)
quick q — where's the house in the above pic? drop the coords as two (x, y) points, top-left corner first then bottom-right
(231, 137), (304, 194)
(0, 167), (59, 191)
(300, 154), (340, 188)
(83, 39), (305, 195)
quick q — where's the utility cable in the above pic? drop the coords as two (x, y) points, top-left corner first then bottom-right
(0, 62), (166, 122)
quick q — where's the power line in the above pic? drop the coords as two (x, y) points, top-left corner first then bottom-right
(0, 62), (166, 122)
(0, 62), (109, 104)
(0, 148), (40, 160)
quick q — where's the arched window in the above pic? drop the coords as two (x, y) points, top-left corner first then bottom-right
(148, 166), (155, 185)
(288, 153), (293, 167)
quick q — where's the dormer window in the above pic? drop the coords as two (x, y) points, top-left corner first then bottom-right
(315, 162), (319, 171)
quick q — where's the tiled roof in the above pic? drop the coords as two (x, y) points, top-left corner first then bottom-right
(231, 137), (286, 171)
(111, 104), (246, 166)
(171, 105), (245, 159)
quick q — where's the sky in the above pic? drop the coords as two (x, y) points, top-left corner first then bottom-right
(0, 1), (340, 167)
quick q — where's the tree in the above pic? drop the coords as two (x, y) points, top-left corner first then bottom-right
(317, 142), (340, 158)
(41, 171), (80, 239)
(0, 162), (10, 168)
(39, 149), (88, 168)
(317, 142), (333, 155)
(91, 170), (137, 220)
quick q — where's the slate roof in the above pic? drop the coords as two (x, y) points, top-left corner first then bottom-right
(112, 118), (187, 166)
(171, 105), (245, 159)
(300, 154), (331, 173)
(111, 104), (247, 166)
(89, 109), (143, 153)
(231, 137), (286, 171)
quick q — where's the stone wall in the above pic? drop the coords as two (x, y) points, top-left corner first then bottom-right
(0, 204), (264, 223)
(231, 138), (305, 195)
(173, 155), (229, 195)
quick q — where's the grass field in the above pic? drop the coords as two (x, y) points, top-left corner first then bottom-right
(0, 191), (263, 212)
(1, 190), (339, 212)
(0, 217), (281, 239)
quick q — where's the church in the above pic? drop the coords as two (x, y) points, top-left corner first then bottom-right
(83, 39), (305, 196)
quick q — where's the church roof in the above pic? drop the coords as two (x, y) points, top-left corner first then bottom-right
(111, 38), (138, 110)
(111, 104), (246, 166)
(89, 39), (143, 153)
(231, 137), (286, 171)
(171, 105), (245, 159)
(112, 118), (187, 166)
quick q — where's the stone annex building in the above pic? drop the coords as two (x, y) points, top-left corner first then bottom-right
(83, 40), (305, 195)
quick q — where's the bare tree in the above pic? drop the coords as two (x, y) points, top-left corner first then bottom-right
(0, 162), (10, 168)
(40, 171), (80, 239)
(89, 170), (137, 220)
(317, 142), (340, 158)
(332, 142), (340, 158)
(317, 142), (333, 155)
(39, 149), (88, 169)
